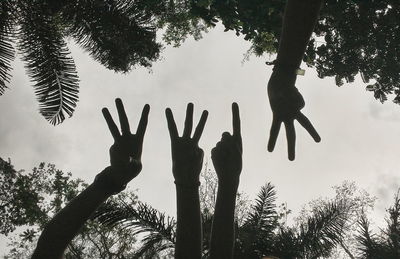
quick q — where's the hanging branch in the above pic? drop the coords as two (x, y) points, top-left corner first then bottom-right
(18, 1), (79, 125)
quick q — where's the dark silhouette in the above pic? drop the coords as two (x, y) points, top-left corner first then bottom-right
(165, 103), (208, 259)
(209, 103), (242, 259)
(166, 103), (244, 259)
(31, 98), (149, 258)
(267, 0), (323, 160)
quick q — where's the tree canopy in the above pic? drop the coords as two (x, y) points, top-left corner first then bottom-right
(1, 0), (399, 124)
(0, 158), (144, 258)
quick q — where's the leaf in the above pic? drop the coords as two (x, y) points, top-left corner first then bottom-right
(62, 0), (162, 72)
(18, 1), (79, 125)
(0, 0), (15, 95)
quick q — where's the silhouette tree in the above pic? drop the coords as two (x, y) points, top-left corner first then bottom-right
(0, 158), (153, 258)
(0, 0), (208, 125)
(96, 181), (350, 259)
(3, 1), (398, 124)
(192, 0), (400, 104)
(356, 190), (400, 259)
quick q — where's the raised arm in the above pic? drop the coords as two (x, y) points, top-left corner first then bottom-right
(165, 103), (208, 259)
(209, 103), (242, 259)
(32, 99), (149, 259)
(267, 0), (323, 160)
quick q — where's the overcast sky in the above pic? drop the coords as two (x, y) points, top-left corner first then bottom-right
(1, 25), (400, 254)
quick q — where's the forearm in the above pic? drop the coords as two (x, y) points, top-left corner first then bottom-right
(276, 0), (323, 67)
(209, 181), (239, 259)
(175, 185), (202, 259)
(32, 177), (111, 259)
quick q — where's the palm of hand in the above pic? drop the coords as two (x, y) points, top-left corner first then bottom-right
(166, 103), (208, 186)
(101, 98), (149, 192)
(171, 139), (204, 184)
(109, 135), (143, 181)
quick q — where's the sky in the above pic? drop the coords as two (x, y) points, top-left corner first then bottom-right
(1, 25), (400, 254)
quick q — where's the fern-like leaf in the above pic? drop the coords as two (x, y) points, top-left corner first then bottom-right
(18, 1), (79, 125)
(236, 182), (278, 258)
(0, 0), (15, 94)
(297, 201), (348, 258)
(94, 199), (176, 256)
(355, 214), (383, 258)
(243, 182), (278, 233)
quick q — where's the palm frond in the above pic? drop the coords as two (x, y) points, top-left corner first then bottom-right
(355, 213), (384, 258)
(271, 227), (301, 259)
(132, 237), (174, 259)
(62, 0), (162, 72)
(384, 191), (400, 253)
(297, 201), (348, 258)
(94, 199), (176, 254)
(17, 1), (79, 125)
(0, 0), (15, 94)
(243, 182), (278, 233)
(235, 182), (278, 258)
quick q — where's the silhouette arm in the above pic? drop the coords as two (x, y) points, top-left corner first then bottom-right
(210, 103), (242, 259)
(175, 184), (202, 258)
(267, 0), (323, 160)
(166, 103), (208, 259)
(32, 99), (149, 259)
(276, 0), (324, 68)
(31, 179), (111, 259)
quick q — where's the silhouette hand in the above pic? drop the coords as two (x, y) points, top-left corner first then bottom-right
(267, 71), (320, 161)
(99, 98), (150, 194)
(212, 103), (242, 186)
(166, 103), (208, 186)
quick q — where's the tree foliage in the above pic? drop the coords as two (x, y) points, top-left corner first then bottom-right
(191, 0), (400, 104)
(2, 1), (399, 124)
(96, 180), (350, 259)
(0, 158), (146, 258)
(0, 0), (208, 125)
(356, 190), (400, 259)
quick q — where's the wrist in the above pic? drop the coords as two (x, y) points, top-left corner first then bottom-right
(217, 177), (240, 191)
(174, 180), (200, 189)
(93, 166), (127, 195)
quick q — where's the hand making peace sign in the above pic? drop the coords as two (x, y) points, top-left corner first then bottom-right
(166, 103), (208, 186)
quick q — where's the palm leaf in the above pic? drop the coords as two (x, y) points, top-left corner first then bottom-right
(94, 199), (176, 255)
(297, 201), (348, 258)
(61, 0), (162, 72)
(384, 191), (400, 254)
(18, 1), (79, 125)
(0, 0), (15, 94)
(355, 213), (384, 258)
(235, 182), (278, 258)
(271, 227), (301, 259)
(244, 182), (278, 232)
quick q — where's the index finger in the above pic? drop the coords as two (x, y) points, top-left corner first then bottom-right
(232, 102), (241, 137)
(136, 104), (150, 139)
(102, 108), (120, 141)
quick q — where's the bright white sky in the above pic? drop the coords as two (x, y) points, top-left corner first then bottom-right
(1, 25), (400, 254)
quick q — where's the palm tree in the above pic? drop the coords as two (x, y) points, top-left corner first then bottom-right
(356, 191), (400, 259)
(95, 182), (350, 258)
(0, 0), (208, 125)
(95, 199), (176, 258)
